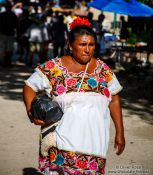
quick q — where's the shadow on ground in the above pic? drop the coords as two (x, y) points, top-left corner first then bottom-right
(115, 65), (153, 123)
(0, 63), (33, 101)
(0, 61), (153, 123)
(22, 167), (43, 175)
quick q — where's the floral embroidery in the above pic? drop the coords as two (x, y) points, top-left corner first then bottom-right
(79, 88), (85, 92)
(98, 77), (105, 83)
(69, 151), (76, 157)
(37, 59), (117, 174)
(45, 60), (55, 70)
(103, 63), (110, 70)
(39, 146), (106, 174)
(50, 152), (56, 162)
(105, 70), (113, 82)
(55, 154), (65, 166)
(38, 156), (49, 172)
(66, 78), (77, 87)
(50, 67), (62, 77)
(87, 78), (98, 88)
(89, 161), (98, 171)
(81, 82), (89, 89)
(68, 158), (75, 165)
(101, 81), (106, 87)
(76, 158), (88, 169)
(37, 58), (113, 98)
(50, 77), (56, 85)
(56, 85), (66, 95)
(73, 170), (84, 175)
(103, 88), (110, 98)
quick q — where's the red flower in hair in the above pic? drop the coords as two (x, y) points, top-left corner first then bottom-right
(69, 17), (91, 30)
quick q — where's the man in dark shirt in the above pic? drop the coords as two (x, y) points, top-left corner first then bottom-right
(52, 15), (67, 57)
(0, 4), (18, 66)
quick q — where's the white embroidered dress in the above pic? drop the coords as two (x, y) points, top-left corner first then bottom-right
(25, 59), (122, 159)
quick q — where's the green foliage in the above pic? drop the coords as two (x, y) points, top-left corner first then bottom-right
(124, 0), (153, 5)
(127, 33), (137, 44)
(127, 31), (152, 44)
(137, 0), (153, 5)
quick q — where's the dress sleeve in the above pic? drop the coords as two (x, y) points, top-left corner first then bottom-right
(99, 61), (123, 96)
(24, 71), (52, 95)
(107, 73), (123, 95)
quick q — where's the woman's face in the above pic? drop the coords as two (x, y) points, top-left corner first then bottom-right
(70, 34), (95, 65)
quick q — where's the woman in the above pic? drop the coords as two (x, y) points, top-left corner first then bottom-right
(23, 17), (125, 175)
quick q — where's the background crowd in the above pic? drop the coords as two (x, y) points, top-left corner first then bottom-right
(0, 0), (153, 67)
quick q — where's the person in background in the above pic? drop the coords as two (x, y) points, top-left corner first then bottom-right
(25, 19), (44, 66)
(52, 14), (68, 57)
(40, 14), (53, 62)
(23, 17), (125, 175)
(102, 16), (111, 33)
(120, 16), (129, 40)
(17, 9), (33, 64)
(95, 14), (106, 56)
(52, 11), (59, 23)
(11, 2), (23, 17)
(75, 0), (88, 17)
(0, 3), (18, 66)
(64, 11), (74, 29)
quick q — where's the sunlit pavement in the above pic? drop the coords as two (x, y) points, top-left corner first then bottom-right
(0, 62), (153, 175)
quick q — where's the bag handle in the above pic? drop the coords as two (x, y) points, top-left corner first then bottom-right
(77, 62), (89, 92)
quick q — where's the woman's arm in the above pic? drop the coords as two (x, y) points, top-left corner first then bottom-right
(109, 94), (125, 155)
(23, 84), (45, 126)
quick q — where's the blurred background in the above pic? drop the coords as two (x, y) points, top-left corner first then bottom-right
(0, 0), (153, 175)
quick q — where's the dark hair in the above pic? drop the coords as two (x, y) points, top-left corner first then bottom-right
(64, 25), (97, 56)
(68, 25), (97, 45)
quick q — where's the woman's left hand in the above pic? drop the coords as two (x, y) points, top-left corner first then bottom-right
(114, 132), (125, 155)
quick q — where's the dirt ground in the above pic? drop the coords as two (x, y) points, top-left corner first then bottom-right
(0, 58), (153, 175)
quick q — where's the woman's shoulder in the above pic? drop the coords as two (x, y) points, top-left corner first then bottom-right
(96, 58), (113, 83)
(96, 58), (111, 71)
(60, 56), (71, 64)
(36, 57), (62, 71)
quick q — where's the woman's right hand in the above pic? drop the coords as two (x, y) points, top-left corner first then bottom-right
(27, 111), (45, 126)
(32, 118), (45, 126)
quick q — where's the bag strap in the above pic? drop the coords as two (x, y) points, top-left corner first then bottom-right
(77, 63), (89, 92)
(41, 125), (56, 139)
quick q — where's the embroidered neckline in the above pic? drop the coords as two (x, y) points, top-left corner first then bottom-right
(57, 57), (101, 76)
(36, 58), (113, 98)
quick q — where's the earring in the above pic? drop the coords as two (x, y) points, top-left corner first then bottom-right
(66, 47), (72, 55)
(69, 48), (72, 55)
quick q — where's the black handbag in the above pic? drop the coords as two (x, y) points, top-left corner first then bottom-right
(30, 95), (63, 126)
